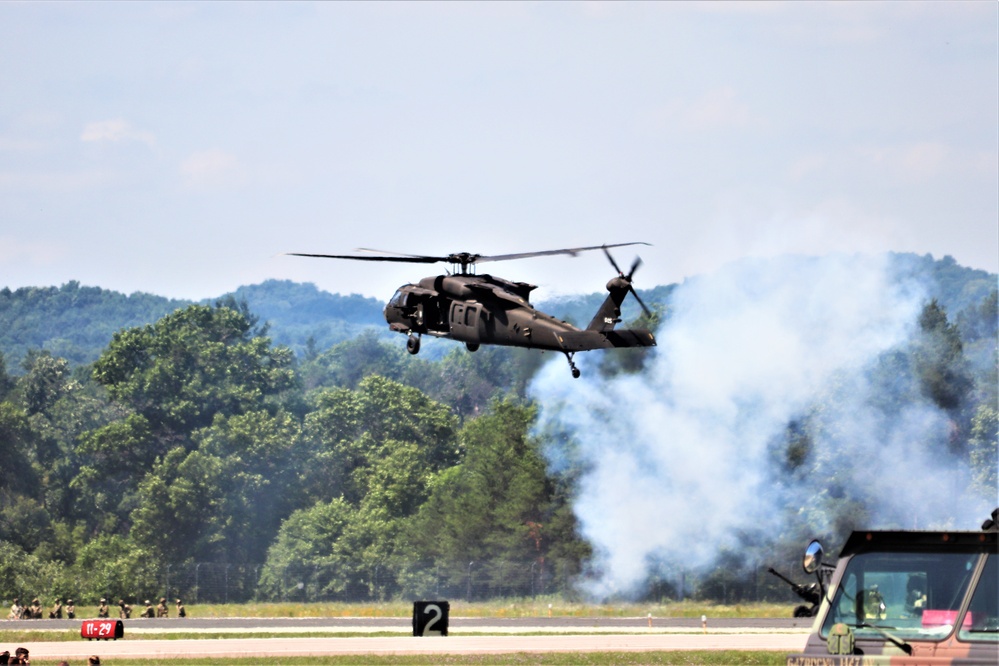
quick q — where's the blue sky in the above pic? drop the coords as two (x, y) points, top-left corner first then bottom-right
(2, 2), (996, 301)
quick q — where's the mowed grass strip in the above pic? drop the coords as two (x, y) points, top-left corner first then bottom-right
(80, 600), (793, 619)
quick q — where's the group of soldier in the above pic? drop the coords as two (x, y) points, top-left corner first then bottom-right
(5, 598), (74, 620)
(97, 597), (185, 619)
(0, 649), (100, 665)
(7, 597), (185, 620)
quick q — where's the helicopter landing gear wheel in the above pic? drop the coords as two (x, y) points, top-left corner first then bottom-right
(407, 334), (421, 355)
(564, 352), (581, 378)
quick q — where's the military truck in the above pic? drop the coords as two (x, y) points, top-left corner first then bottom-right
(786, 510), (997, 665)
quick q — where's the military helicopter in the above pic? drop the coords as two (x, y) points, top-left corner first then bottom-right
(287, 243), (656, 378)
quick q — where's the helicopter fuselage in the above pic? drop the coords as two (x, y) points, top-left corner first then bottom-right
(286, 242), (656, 378)
(384, 273), (656, 354)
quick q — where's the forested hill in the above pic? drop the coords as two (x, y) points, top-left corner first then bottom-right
(0, 282), (190, 369)
(0, 253), (995, 371)
(0, 280), (385, 371)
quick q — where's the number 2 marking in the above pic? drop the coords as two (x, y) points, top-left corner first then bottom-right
(422, 604), (442, 636)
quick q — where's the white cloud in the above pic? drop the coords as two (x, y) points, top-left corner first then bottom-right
(649, 87), (754, 134)
(80, 119), (156, 147)
(179, 149), (244, 189)
(0, 235), (67, 264)
(0, 169), (116, 192)
(787, 153), (829, 182)
(857, 141), (946, 181)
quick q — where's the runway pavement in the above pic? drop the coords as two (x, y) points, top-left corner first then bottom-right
(3, 616), (811, 659)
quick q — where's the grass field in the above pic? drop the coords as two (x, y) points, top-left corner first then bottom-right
(115, 599), (796, 619)
(2, 601), (798, 664)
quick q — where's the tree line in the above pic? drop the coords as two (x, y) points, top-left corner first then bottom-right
(0, 265), (995, 606)
(0, 298), (591, 605)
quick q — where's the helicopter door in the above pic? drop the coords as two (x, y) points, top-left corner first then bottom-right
(449, 302), (480, 343)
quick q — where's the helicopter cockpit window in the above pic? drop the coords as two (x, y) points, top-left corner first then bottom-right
(389, 290), (409, 308)
(821, 551), (982, 641)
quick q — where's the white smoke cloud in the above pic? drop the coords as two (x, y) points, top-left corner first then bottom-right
(530, 253), (987, 597)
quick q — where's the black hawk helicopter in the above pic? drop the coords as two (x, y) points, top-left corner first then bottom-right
(287, 243), (656, 378)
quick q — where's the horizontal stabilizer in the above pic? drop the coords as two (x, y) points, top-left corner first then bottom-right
(603, 328), (657, 348)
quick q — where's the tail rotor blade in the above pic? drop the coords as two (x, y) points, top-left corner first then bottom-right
(627, 256), (642, 280)
(603, 246), (624, 276)
(630, 286), (653, 318)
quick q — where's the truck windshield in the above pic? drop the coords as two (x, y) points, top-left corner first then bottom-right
(821, 550), (987, 641)
(958, 553), (998, 641)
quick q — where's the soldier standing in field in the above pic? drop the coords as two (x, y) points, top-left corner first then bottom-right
(117, 599), (131, 619)
(7, 598), (22, 619)
(140, 600), (154, 618)
(97, 598), (109, 618)
(65, 599), (75, 619)
(48, 599), (62, 619)
(175, 599), (186, 618)
(156, 597), (168, 618)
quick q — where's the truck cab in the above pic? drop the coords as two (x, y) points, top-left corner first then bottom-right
(787, 511), (997, 665)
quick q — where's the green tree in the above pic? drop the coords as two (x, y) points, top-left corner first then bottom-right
(72, 534), (160, 603)
(73, 414), (155, 532)
(260, 378), (460, 600)
(129, 409), (304, 566)
(914, 300), (973, 413)
(0, 541), (62, 602)
(0, 401), (36, 497)
(257, 497), (354, 600)
(968, 405), (998, 502)
(0, 351), (15, 401)
(76, 302), (296, 535)
(195, 409), (304, 564)
(956, 289), (998, 343)
(302, 376), (459, 505)
(19, 351), (71, 416)
(128, 448), (228, 563)
(92, 302), (295, 438)
(407, 399), (586, 596)
(301, 329), (408, 391)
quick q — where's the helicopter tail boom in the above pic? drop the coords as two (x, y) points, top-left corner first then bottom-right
(555, 328), (656, 352)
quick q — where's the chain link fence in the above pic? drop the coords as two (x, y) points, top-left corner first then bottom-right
(3, 556), (811, 609)
(147, 557), (807, 606)
(161, 559), (581, 604)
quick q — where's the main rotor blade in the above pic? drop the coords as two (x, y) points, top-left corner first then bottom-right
(354, 248), (446, 260)
(286, 242), (651, 269)
(476, 242), (650, 265)
(284, 252), (442, 264)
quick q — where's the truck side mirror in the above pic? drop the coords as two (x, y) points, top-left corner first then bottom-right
(803, 539), (823, 574)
